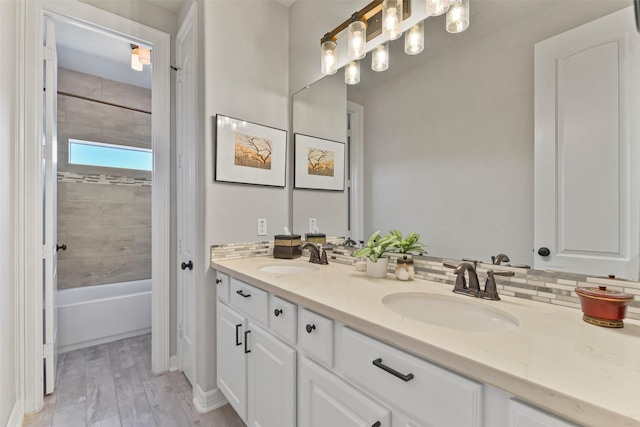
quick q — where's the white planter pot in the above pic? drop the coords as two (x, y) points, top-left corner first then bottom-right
(366, 257), (389, 278)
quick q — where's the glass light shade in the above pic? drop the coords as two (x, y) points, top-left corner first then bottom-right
(321, 40), (338, 75)
(404, 22), (424, 55)
(426, 0), (450, 17)
(382, 0), (403, 40)
(131, 48), (143, 71)
(138, 46), (151, 65)
(348, 20), (367, 60)
(446, 0), (470, 33)
(371, 42), (389, 72)
(345, 61), (360, 85)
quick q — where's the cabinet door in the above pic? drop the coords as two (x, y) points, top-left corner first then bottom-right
(509, 400), (578, 427)
(216, 302), (248, 421)
(299, 356), (390, 427)
(247, 323), (296, 427)
(534, 6), (640, 279)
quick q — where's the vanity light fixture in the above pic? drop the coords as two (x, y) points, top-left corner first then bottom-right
(321, 39), (338, 75)
(348, 16), (367, 60)
(345, 61), (361, 85)
(130, 44), (151, 71)
(371, 42), (389, 72)
(426, 0), (451, 17)
(404, 21), (424, 55)
(446, 0), (470, 33)
(382, 0), (403, 40)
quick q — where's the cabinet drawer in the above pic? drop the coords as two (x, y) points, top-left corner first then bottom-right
(298, 308), (333, 367)
(509, 400), (578, 427)
(341, 327), (482, 427)
(269, 295), (297, 345)
(229, 279), (268, 325)
(216, 271), (230, 303)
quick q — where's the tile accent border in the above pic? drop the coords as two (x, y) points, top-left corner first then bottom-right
(58, 171), (151, 187)
(211, 241), (640, 321)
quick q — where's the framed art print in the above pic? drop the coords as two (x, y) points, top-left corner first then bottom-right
(214, 115), (287, 187)
(294, 134), (345, 191)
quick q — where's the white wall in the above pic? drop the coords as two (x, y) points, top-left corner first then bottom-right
(356, 1), (629, 265)
(201, 0), (289, 391)
(0, 0), (18, 424)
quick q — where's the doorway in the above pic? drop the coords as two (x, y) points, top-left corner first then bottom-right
(18, 0), (171, 414)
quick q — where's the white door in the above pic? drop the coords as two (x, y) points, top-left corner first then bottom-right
(298, 356), (390, 427)
(217, 302), (248, 421)
(43, 17), (58, 395)
(247, 323), (296, 427)
(534, 6), (640, 280)
(176, 6), (197, 386)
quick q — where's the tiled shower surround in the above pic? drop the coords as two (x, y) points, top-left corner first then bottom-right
(212, 240), (640, 321)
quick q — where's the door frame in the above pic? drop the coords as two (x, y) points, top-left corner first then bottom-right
(17, 0), (171, 413)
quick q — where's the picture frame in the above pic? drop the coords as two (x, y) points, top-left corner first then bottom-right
(214, 114), (287, 187)
(294, 133), (345, 191)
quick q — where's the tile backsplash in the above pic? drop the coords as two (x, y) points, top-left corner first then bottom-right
(211, 240), (640, 321)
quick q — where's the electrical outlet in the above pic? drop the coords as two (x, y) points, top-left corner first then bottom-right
(309, 218), (317, 233)
(257, 218), (267, 236)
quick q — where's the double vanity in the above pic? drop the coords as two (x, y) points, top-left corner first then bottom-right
(212, 256), (640, 427)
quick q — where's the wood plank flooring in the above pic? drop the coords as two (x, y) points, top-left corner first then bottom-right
(23, 334), (245, 427)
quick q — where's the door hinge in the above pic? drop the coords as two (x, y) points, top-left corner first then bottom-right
(43, 343), (53, 358)
(178, 323), (183, 339)
(43, 46), (53, 62)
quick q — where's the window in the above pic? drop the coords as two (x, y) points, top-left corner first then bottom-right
(68, 139), (152, 171)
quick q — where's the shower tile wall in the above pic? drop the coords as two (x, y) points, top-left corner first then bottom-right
(56, 68), (151, 289)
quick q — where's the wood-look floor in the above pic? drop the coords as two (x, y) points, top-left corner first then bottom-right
(23, 334), (245, 427)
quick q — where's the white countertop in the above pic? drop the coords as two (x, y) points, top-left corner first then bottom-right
(212, 257), (640, 427)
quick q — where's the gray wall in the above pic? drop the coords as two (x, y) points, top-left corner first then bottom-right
(0, 0), (17, 423)
(355, 1), (629, 265)
(201, 0), (290, 392)
(56, 68), (152, 289)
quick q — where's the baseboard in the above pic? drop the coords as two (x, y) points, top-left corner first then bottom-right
(7, 400), (23, 427)
(169, 355), (178, 372)
(192, 384), (227, 414)
(57, 328), (152, 354)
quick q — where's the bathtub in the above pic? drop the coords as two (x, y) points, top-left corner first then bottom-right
(56, 279), (152, 353)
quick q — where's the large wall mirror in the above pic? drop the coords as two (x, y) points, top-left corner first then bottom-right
(291, 0), (633, 274)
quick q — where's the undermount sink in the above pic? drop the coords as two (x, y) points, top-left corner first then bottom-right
(382, 292), (519, 332)
(258, 264), (318, 275)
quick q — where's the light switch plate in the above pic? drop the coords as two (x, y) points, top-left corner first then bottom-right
(309, 218), (317, 233)
(257, 218), (267, 236)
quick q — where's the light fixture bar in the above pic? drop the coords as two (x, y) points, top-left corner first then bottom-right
(320, 0), (411, 45)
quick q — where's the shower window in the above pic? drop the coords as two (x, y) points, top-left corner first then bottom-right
(68, 139), (152, 171)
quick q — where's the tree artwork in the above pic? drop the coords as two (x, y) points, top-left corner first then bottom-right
(307, 147), (335, 177)
(234, 133), (272, 170)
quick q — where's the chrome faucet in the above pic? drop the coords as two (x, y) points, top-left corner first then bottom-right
(491, 253), (510, 265)
(299, 242), (329, 265)
(445, 262), (514, 300)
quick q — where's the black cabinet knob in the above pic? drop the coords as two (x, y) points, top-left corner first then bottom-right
(537, 247), (551, 257)
(181, 260), (193, 270)
(274, 308), (283, 317)
(56, 244), (67, 252)
(305, 324), (316, 333)
(216, 279), (222, 284)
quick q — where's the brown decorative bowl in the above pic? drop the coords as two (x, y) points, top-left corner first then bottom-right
(575, 286), (634, 328)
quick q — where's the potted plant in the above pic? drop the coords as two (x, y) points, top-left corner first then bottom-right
(352, 231), (398, 278)
(389, 230), (427, 281)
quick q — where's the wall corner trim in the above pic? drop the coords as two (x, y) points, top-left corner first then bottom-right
(7, 400), (24, 427)
(192, 384), (227, 414)
(169, 355), (178, 372)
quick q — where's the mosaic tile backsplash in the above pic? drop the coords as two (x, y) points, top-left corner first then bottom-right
(211, 240), (640, 321)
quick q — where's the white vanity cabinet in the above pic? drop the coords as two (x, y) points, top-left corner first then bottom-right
(299, 356), (391, 427)
(509, 400), (578, 427)
(216, 279), (296, 427)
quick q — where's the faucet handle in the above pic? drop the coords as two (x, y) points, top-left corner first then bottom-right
(483, 269), (514, 301)
(462, 258), (482, 268)
(443, 262), (459, 270)
(489, 270), (515, 277)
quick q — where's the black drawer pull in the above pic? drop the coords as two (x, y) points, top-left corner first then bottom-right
(236, 290), (251, 298)
(235, 324), (242, 346)
(244, 330), (251, 354)
(274, 308), (283, 317)
(372, 358), (414, 382)
(372, 422), (381, 427)
(216, 279), (222, 284)
(305, 324), (316, 333)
